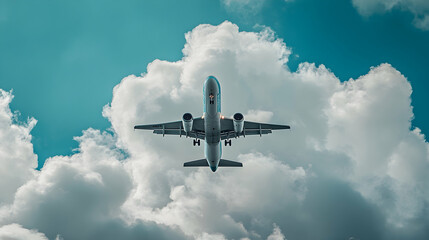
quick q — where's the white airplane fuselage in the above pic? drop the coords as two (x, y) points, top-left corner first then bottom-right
(203, 76), (222, 172)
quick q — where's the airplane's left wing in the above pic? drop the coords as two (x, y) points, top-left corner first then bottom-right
(134, 117), (205, 139)
(220, 118), (290, 140)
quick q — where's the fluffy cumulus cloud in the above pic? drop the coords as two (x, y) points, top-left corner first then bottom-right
(0, 224), (49, 240)
(324, 64), (429, 227)
(0, 90), (37, 207)
(1, 21), (429, 239)
(266, 224), (286, 240)
(0, 93), (186, 239)
(352, 0), (429, 30)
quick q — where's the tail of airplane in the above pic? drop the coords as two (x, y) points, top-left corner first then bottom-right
(183, 159), (208, 167)
(218, 159), (242, 167)
(183, 159), (242, 167)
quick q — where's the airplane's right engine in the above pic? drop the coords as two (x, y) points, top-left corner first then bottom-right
(182, 113), (193, 133)
(233, 113), (244, 134)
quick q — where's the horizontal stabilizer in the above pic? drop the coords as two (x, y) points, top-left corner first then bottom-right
(219, 159), (243, 167)
(184, 159), (208, 167)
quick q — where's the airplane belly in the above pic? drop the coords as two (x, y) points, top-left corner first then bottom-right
(203, 76), (222, 172)
(204, 114), (220, 144)
(205, 142), (221, 171)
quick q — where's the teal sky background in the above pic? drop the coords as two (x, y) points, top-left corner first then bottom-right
(1, 0), (428, 169)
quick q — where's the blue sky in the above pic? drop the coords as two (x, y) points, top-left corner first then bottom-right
(0, 0), (228, 167)
(1, 0), (428, 168)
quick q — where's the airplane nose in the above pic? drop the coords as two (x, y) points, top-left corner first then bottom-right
(210, 166), (217, 172)
(207, 76), (217, 81)
(205, 76), (219, 90)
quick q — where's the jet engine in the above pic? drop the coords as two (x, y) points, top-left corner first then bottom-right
(182, 113), (193, 133)
(233, 113), (244, 133)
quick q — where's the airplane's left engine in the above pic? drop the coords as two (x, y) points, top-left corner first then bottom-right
(182, 113), (193, 133)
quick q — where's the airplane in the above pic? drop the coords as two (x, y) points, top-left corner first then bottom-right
(134, 76), (290, 172)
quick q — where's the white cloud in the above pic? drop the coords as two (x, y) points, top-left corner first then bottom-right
(1, 21), (429, 239)
(352, 0), (429, 30)
(196, 232), (227, 240)
(243, 110), (274, 122)
(104, 21), (429, 238)
(324, 63), (429, 226)
(0, 128), (187, 239)
(0, 224), (48, 240)
(121, 153), (305, 238)
(266, 224), (286, 240)
(0, 90), (37, 206)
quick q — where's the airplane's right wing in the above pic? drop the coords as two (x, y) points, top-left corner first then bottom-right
(220, 118), (290, 140)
